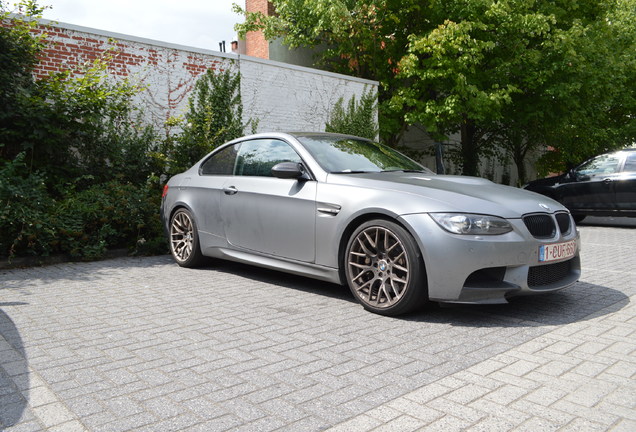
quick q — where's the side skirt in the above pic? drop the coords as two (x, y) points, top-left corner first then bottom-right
(203, 246), (343, 285)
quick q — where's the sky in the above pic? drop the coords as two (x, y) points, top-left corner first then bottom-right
(40, 0), (243, 51)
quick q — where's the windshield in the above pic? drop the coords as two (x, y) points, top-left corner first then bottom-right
(296, 135), (432, 174)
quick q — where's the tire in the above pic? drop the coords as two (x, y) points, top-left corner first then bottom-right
(169, 208), (205, 268)
(573, 214), (586, 224)
(344, 219), (427, 316)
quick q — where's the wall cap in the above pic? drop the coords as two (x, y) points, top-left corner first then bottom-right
(236, 54), (378, 86)
(13, 14), (378, 87)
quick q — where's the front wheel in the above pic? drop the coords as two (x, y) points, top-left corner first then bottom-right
(344, 220), (427, 316)
(169, 208), (205, 267)
(572, 214), (586, 224)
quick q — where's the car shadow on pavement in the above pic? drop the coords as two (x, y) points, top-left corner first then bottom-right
(202, 260), (629, 328)
(201, 259), (357, 303)
(405, 281), (630, 328)
(0, 304), (29, 429)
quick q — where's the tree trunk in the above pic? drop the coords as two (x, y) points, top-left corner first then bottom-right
(511, 131), (528, 186)
(460, 117), (479, 176)
(514, 151), (527, 186)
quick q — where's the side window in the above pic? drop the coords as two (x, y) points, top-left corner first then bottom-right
(200, 144), (239, 175)
(576, 153), (621, 179)
(623, 152), (636, 173)
(235, 139), (302, 177)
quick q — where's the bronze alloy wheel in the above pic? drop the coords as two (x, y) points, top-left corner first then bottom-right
(345, 220), (427, 315)
(169, 208), (204, 267)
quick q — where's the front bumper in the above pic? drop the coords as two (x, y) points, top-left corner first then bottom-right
(399, 213), (581, 304)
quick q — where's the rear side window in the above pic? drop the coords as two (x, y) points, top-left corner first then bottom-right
(200, 144), (239, 175)
(623, 152), (636, 173)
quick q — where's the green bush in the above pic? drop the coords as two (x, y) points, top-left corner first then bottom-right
(5, 55), (161, 189)
(0, 4), (169, 261)
(326, 87), (378, 140)
(159, 67), (257, 176)
(0, 154), (57, 257)
(53, 181), (165, 259)
(0, 160), (166, 259)
(1, 4), (262, 261)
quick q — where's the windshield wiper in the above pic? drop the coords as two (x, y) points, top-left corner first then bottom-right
(331, 170), (375, 174)
(381, 169), (428, 173)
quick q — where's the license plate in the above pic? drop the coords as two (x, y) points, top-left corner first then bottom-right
(539, 240), (578, 263)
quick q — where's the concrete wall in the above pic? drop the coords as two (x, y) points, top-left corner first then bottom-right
(26, 18), (377, 134)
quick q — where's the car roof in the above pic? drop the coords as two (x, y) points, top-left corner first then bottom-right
(287, 132), (370, 140)
(590, 147), (636, 158)
(223, 132), (372, 146)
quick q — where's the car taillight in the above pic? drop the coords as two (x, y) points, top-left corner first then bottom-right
(162, 184), (169, 198)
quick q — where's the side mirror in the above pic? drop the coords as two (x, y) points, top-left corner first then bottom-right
(567, 169), (587, 182)
(271, 162), (310, 181)
(572, 169), (593, 182)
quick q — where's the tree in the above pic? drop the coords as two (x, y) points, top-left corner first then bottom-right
(533, 0), (636, 175)
(235, 0), (431, 146)
(236, 0), (635, 180)
(394, 0), (633, 177)
(1, 1), (166, 259)
(0, 0), (47, 161)
(492, 0), (636, 180)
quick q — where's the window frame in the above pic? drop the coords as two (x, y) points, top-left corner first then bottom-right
(198, 138), (312, 179)
(621, 151), (636, 174)
(199, 143), (240, 176)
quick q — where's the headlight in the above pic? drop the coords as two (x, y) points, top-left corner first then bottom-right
(430, 213), (513, 235)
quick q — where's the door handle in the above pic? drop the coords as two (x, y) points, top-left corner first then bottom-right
(603, 178), (613, 184)
(223, 186), (238, 195)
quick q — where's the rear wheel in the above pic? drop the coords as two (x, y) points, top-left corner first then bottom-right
(169, 208), (205, 267)
(344, 220), (427, 316)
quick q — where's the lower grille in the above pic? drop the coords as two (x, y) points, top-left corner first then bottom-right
(528, 260), (573, 288)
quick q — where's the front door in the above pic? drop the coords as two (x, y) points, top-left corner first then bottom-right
(221, 139), (317, 262)
(558, 152), (621, 211)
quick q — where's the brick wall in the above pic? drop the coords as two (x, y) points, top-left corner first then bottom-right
(11, 17), (377, 135)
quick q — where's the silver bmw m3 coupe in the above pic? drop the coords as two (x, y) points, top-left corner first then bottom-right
(160, 132), (581, 316)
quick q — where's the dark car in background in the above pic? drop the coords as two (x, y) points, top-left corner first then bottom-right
(524, 148), (636, 222)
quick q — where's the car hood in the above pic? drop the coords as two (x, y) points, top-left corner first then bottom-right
(524, 174), (564, 189)
(327, 172), (566, 218)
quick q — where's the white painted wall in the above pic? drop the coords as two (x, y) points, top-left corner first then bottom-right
(238, 56), (376, 133)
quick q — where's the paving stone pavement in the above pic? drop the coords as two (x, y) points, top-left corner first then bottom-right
(0, 221), (634, 431)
